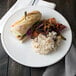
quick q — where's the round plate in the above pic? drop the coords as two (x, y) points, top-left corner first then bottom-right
(1, 6), (72, 67)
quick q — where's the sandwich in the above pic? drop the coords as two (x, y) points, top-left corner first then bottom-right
(11, 11), (42, 42)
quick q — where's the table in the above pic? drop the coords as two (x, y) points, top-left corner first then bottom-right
(0, 0), (76, 76)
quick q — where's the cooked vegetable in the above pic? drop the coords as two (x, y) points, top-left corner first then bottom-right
(25, 17), (66, 40)
(48, 18), (57, 24)
(31, 31), (39, 39)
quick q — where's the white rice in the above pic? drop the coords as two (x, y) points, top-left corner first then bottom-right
(32, 31), (62, 55)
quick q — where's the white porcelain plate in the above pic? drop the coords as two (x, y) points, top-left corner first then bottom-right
(1, 6), (72, 67)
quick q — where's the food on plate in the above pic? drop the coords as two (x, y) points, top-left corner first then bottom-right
(30, 18), (66, 54)
(32, 31), (62, 54)
(30, 18), (66, 39)
(11, 11), (42, 42)
(10, 10), (67, 55)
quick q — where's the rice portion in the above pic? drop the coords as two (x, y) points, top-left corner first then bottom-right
(32, 31), (62, 55)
